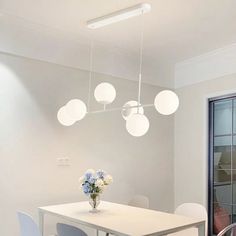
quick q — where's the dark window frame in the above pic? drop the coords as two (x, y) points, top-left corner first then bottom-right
(208, 93), (236, 235)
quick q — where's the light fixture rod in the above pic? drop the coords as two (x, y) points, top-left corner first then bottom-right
(87, 3), (151, 29)
(87, 41), (94, 112)
(88, 103), (154, 114)
(137, 10), (144, 113)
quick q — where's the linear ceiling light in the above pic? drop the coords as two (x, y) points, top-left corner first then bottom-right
(87, 3), (151, 29)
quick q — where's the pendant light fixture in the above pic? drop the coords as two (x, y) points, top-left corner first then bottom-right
(57, 3), (179, 137)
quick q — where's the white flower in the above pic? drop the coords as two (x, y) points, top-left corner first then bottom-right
(104, 175), (113, 185)
(86, 169), (95, 175)
(95, 179), (104, 188)
(79, 176), (85, 184)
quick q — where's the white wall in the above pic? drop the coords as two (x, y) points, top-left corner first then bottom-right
(174, 73), (236, 207)
(0, 52), (174, 236)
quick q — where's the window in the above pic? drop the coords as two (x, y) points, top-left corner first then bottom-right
(209, 95), (236, 235)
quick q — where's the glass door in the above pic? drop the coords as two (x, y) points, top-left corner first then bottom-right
(209, 96), (236, 235)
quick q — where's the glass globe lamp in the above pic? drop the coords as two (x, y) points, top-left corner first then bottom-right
(121, 100), (144, 120)
(126, 113), (149, 137)
(57, 106), (75, 126)
(154, 90), (179, 115)
(94, 82), (116, 105)
(65, 99), (87, 121)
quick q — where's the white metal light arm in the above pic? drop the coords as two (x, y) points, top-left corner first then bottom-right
(87, 103), (154, 115)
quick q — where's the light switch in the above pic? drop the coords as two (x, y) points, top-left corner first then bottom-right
(57, 157), (70, 166)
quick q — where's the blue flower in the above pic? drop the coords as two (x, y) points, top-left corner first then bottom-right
(88, 177), (96, 184)
(96, 169), (106, 179)
(85, 175), (96, 185)
(85, 172), (93, 181)
(82, 183), (91, 195)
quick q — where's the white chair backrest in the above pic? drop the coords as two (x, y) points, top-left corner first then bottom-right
(175, 203), (208, 236)
(128, 195), (149, 209)
(217, 223), (236, 236)
(17, 212), (41, 236)
(57, 223), (88, 236)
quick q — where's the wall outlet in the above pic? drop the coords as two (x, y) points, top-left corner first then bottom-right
(57, 157), (70, 166)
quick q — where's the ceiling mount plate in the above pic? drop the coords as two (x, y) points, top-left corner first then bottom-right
(87, 3), (151, 29)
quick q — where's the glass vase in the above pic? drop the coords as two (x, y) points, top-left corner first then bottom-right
(89, 193), (100, 212)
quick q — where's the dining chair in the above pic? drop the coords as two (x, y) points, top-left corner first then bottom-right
(168, 203), (208, 236)
(17, 212), (41, 236)
(217, 223), (236, 236)
(128, 195), (149, 209)
(57, 223), (87, 236)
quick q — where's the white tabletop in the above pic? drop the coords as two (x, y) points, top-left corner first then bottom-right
(38, 201), (205, 236)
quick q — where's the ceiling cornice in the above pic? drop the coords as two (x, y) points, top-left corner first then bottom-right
(175, 43), (236, 89)
(0, 11), (174, 89)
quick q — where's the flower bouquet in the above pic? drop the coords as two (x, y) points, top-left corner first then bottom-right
(79, 169), (113, 212)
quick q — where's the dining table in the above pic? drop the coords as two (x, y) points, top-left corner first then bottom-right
(38, 201), (205, 236)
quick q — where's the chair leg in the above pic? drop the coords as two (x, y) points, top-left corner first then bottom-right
(105, 233), (109, 236)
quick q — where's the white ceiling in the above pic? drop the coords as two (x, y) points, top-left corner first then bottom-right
(0, 0), (236, 87)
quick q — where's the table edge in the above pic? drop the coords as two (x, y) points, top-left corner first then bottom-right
(38, 208), (129, 236)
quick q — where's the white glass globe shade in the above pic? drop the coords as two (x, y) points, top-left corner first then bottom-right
(94, 82), (116, 105)
(126, 113), (149, 137)
(65, 99), (87, 121)
(57, 106), (75, 126)
(121, 100), (144, 120)
(154, 90), (179, 115)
